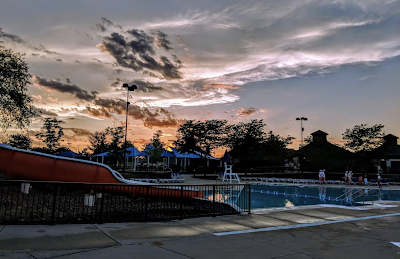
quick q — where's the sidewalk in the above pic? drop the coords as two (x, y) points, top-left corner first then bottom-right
(1, 200), (400, 259)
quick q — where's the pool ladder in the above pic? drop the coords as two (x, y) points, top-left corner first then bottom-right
(331, 189), (376, 206)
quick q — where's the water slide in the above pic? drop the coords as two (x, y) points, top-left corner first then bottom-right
(0, 144), (204, 199)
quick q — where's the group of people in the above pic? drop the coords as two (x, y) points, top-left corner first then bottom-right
(318, 167), (383, 187)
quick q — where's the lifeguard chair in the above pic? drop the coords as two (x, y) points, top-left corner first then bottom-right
(221, 162), (241, 184)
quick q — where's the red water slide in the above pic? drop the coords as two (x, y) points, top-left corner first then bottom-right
(0, 144), (204, 199)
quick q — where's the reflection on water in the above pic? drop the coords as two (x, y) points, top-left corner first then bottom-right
(249, 185), (400, 210)
(285, 200), (294, 207)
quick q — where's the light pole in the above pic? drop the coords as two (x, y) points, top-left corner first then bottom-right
(122, 83), (137, 175)
(296, 117), (308, 148)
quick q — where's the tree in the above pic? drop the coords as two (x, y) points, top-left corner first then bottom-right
(148, 130), (163, 163)
(146, 130), (164, 168)
(263, 131), (294, 166)
(0, 29), (38, 131)
(88, 131), (108, 155)
(304, 135), (312, 144)
(225, 119), (267, 169)
(35, 117), (64, 154)
(7, 133), (32, 150)
(174, 119), (227, 158)
(106, 126), (125, 167)
(342, 124), (385, 153)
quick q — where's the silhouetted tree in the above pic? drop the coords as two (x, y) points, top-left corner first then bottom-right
(342, 124), (385, 153)
(146, 130), (164, 167)
(35, 118), (64, 154)
(263, 131), (295, 168)
(0, 29), (38, 131)
(88, 131), (108, 155)
(174, 119), (227, 159)
(106, 126), (125, 167)
(225, 119), (267, 169)
(7, 133), (32, 150)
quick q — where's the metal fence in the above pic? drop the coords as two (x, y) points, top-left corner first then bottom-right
(0, 180), (250, 225)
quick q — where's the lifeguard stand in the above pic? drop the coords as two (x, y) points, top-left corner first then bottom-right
(221, 163), (241, 184)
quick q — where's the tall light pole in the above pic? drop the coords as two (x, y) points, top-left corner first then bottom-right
(296, 117), (308, 148)
(122, 83), (137, 175)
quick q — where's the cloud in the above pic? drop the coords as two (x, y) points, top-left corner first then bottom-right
(33, 76), (98, 101)
(153, 30), (173, 51)
(88, 98), (182, 128)
(32, 107), (58, 117)
(97, 22), (182, 80)
(233, 107), (259, 117)
(2, 32), (61, 55)
(64, 128), (92, 137)
(111, 78), (163, 92)
(203, 84), (238, 90)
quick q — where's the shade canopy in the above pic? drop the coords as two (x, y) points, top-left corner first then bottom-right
(162, 149), (175, 157)
(92, 152), (109, 157)
(171, 148), (201, 159)
(125, 146), (141, 157)
(56, 151), (84, 158)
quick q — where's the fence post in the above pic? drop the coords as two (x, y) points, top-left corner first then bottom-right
(145, 186), (149, 221)
(50, 184), (58, 225)
(99, 185), (105, 224)
(212, 185), (216, 217)
(248, 184), (251, 214)
(180, 185), (183, 220)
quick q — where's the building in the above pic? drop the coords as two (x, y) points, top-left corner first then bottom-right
(370, 134), (400, 173)
(293, 130), (354, 172)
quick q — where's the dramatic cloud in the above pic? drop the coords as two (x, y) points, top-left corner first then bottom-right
(97, 22), (182, 80)
(33, 76), (98, 101)
(2, 32), (61, 55)
(111, 78), (163, 92)
(88, 98), (182, 128)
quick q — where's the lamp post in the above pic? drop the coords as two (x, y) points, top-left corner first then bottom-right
(122, 83), (137, 175)
(296, 117), (308, 148)
(296, 117), (307, 178)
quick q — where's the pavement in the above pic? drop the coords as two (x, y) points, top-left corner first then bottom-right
(1, 176), (400, 259)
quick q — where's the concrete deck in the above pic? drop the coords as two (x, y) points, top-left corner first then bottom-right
(1, 176), (400, 259)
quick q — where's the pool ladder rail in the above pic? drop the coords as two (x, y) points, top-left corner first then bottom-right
(331, 188), (380, 206)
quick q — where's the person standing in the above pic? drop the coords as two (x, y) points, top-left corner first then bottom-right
(344, 171), (349, 185)
(348, 171), (353, 184)
(319, 169), (326, 184)
(363, 173), (368, 186)
(377, 173), (382, 188)
(377, 166), (383, 188)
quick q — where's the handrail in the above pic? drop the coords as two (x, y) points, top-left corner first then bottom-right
(332, 188), (381, 206)
(331, 188), (354, 203)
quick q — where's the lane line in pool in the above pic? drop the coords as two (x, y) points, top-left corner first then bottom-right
(213, 212), (400, 236)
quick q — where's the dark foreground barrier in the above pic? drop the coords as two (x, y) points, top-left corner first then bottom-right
(0, 180), (250, 225)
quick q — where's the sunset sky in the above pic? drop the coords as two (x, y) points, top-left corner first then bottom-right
(1, 0), (399, 155)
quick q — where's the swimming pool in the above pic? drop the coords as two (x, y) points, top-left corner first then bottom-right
(249, 184), (400, 209)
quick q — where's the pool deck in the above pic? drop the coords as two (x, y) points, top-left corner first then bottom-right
(1, 175), (400, 259)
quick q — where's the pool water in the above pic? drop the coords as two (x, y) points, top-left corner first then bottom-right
(249, 184), (400, 209)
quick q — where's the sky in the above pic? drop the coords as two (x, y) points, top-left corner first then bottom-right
(1, 0), (399, 155)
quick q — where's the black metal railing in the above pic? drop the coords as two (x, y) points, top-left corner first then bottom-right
(0, 180), (250, 225)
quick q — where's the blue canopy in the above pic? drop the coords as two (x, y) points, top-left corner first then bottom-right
(56, 151), (84, 158)
(171, 148), (201, 159)
(92, 152), (109, 157)
(162, 149), (175, 157)
(125, 146), (141, 157)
